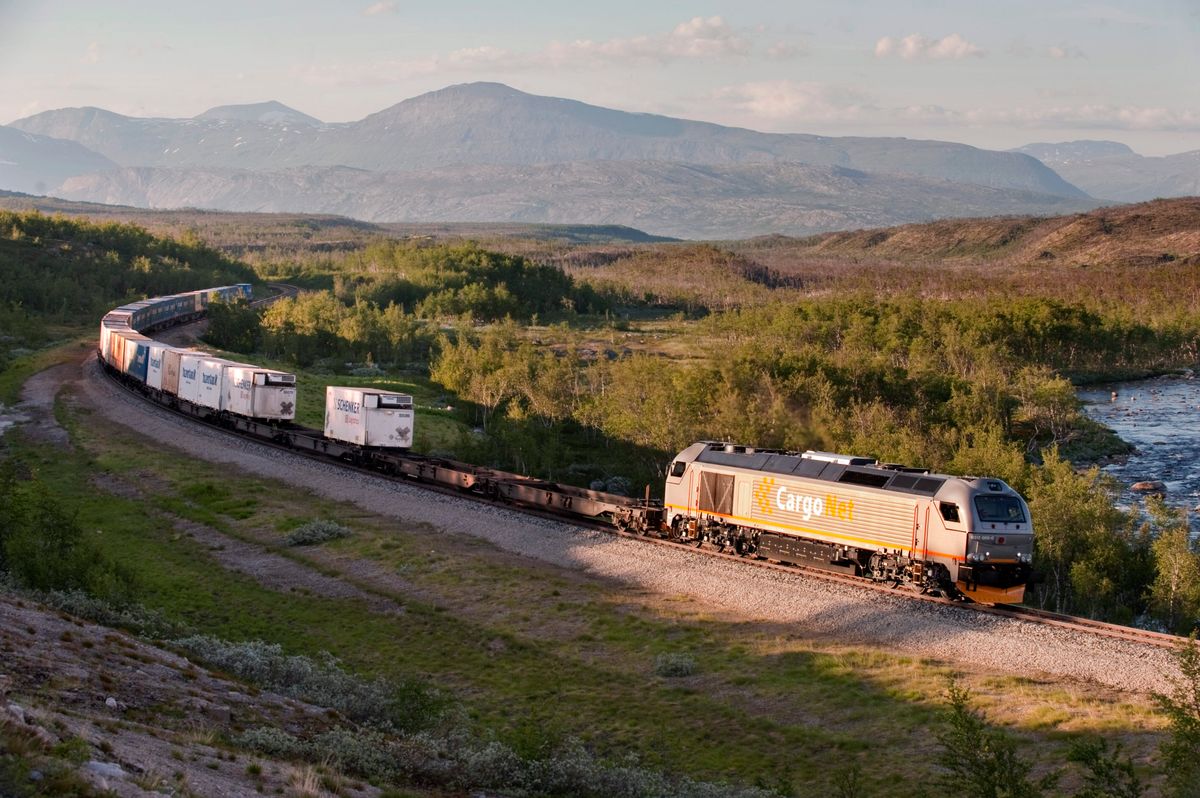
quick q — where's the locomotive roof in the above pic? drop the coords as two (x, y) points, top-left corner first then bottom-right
(692, 442), (949, 497)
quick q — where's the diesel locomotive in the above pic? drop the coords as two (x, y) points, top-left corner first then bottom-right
(664, 442), (1033, 603)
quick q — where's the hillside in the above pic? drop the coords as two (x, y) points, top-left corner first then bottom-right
(52, 159), (1096, 239)
(0, 208), (254, 324)
(0, 192), (672, 251)
(0, 126), (116, 195)
(732, 197), (1200, 269)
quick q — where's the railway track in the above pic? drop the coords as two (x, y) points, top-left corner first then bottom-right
(96, 348), (1183, 653)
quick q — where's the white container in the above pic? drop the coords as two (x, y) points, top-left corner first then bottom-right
(324, 386), (414, 448)
(178, 354), (228, 411)
(100, 313), (131, 367)
(146, 342), (174, 391)
(222, 364), (297, 420)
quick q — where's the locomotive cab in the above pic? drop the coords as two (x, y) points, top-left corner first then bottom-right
(938, 479), (1033, 604)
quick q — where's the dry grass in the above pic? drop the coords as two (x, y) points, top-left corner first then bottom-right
(286, 763), (325, 797)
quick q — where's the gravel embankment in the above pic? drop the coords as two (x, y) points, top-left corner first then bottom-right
(72, 356), (1180, 695)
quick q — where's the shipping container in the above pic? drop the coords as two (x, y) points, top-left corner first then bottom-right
(324, 386), (414, 448)
(222, 364), (297, 420)
(123, 336), (150, 383)
(110, 331), (127, 371)
(178, 353), (229, 411)
(162, 349), (184, 396)
(146, 342), (174, 391)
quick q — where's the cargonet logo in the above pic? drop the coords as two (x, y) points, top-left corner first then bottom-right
(753, 477), (777, 516)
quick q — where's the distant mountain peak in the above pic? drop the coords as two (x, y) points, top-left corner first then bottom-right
(435, 81), (529, 97)
(1012, 140), (1136, 163)
(195, 101), (322, 126)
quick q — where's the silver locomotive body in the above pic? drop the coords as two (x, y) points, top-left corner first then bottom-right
(663, 442), (1033, 603)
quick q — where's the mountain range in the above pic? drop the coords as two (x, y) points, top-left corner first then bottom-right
(3, 82), (1191, 238)
(1012, 140), (1200, 202)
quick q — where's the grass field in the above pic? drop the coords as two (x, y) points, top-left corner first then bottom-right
(0, 373), (1167, 795)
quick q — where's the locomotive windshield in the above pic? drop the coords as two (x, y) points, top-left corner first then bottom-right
(974, 495), (1025, 523)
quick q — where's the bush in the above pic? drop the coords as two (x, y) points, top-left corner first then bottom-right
(236, 724), (773, 798)
(0, 464), (136, 603)
(1156, 636), (1200, 798)
(654, 653), (698, 678)
(31, 589), (182, 639)
(935, 683), (1058, 798)
(285, 519), (352, 547)
(170, 635), (444, 731)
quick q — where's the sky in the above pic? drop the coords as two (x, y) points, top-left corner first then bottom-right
(1, 0), (1197, 156)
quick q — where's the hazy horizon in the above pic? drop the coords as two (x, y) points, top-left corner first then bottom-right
(1, 0), (1198, 157)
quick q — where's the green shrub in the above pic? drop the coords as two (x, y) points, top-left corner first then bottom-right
(171, 635), (444, 731)
(285, 519), (352, 547)
(654, 653), (697, 678)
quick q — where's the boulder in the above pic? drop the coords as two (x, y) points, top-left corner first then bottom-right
(1131, 480), (1167, 493)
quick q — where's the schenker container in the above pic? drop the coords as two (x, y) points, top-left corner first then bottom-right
(222, 364), (297, 421)
(324, 387), (414, 448)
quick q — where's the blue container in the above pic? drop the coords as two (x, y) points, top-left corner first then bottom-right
(128, 342), (150, 383)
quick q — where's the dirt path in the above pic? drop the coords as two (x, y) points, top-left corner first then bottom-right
(14, 361), (76, 448)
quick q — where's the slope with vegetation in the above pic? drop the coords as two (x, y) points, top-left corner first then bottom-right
(0, 209), (254, 393)
(3, 198), (1200, 795)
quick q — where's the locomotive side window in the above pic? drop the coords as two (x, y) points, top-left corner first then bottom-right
(974, 495), (1025, 523)
(670, 461), (687, 478)
(939, 502), (960, 523)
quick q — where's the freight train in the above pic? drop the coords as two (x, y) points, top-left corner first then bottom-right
(100, 286), (1034, 604)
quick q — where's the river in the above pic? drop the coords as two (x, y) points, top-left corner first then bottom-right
(1078, 373), (1200, 523)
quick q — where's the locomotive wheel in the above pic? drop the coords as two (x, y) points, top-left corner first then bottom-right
(667, 517), (684, 540)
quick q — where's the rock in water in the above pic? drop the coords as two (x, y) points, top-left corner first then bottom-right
(1131, 480), (1167, 493)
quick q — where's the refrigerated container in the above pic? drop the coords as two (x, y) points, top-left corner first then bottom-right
(324, 386), (414, 448)
(222, 364), (296, 421)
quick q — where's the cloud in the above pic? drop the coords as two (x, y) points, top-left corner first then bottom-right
(81, 41), (101, 64)
(710, 80), (874, 122)
(362, 1), (396, 16)
(874, 33), (983, 60)
(1046, 44), (1085, 59)
(766, 42), (803, 60)
(706, 80), (1200, 135)
(297, 17), (756, 86)
(543, 16), (751, 65)
(887, 103), (1200, 132)
(985, 105), (1200, 131)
